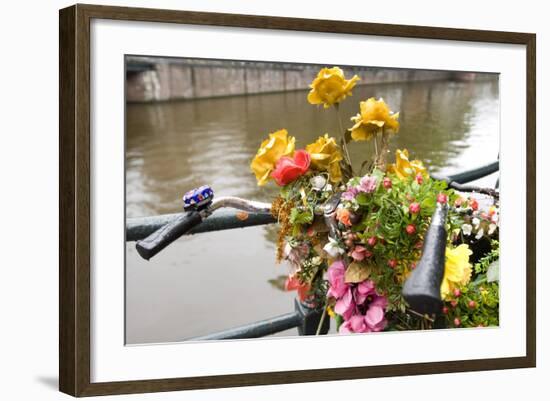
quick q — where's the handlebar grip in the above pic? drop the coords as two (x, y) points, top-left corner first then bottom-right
(402, 204), (448, 315)
(135, 211), (203, 260)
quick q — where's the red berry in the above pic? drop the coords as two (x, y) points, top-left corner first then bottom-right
(454, 318), (461, 327)
(406, 224), (416, 235)
(437, 193), (448, 204)
(453, 288), (461, 297)
(442, 306), (449, 314)
(367, 236), (377, 247)
(415, 173), (423, 185)
(450, 300), (458, 308)
(388, 259), (397, 269)
(468, 300), (476, 309)
(409, 202), (421, 214)
(383, 177), (392, 189)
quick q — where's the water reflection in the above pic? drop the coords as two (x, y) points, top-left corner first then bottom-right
(125, 78), (499, 343)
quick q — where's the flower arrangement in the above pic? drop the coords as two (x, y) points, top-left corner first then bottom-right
(250, 67), (500, 334)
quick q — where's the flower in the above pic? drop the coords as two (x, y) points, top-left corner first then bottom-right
(334, 288), (355, 320)
(341, 187), (359, 201)
(284, 242), (310, 270)
(350, 245), (369, 261)
(349, 98), (400, 141)
(284, 274), (310, 302)
(367, 236), (377, 247)
(250, 129), (295, 185)
(461, 223), (473, 236)
(326, 260), (349, 298)
(271, 149), (311, 186)
(387, 149), (428, 180)
(323, 237), (345, 258)
(336, 208), (352, 226)
(415, 173), (424, 185)
(409, 202), (420, 214)
(305, 134), (343, 183)
(354, 280), (376, 304)
(440, 244), (473, 299)
(437, 193), (448, 204)
(383, 177), (392, 189)
(310, 175), (327, 191)
(405, 224), (416, 235)
(307, 67), (360, 108)
(358, 175), (378, 193)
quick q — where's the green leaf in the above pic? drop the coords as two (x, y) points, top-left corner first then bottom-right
(289, 207), (313, 225)
(356, 192), (369, 206)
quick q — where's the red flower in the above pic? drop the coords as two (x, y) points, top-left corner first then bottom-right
(470, 198), (479, 211)
(271, 150), (311, 186)
(415, 173), (424, 185)
(437, 193), (448, 204)
(285, 274), (311, 302)
(383, 177), (392, 189)
(367, 236), (377, 247)
(406, 224), (416, 235)
(387, 259), (397, 269)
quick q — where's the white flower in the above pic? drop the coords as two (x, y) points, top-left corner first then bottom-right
(323, 237), (345, 258)
(488, 223), (497, 235)
(311, 256), (323, 266)
(472, 217), (481, 229)
(283, 242), (292, 258)
(461, 224), (473, 236)
(475, 227), (485, 240)
(310, 175), (327, 191)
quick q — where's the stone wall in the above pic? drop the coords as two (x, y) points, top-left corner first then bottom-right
(126, 58), (466, 103)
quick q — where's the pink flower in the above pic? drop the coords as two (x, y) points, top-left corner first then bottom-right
(383, 177), (392, 189)
(334, 288), (355, 320)
(326, 260), (349, 299)
(350, 245), (369, 261)
(339, 314), (370, 334)
(365, 305), (387, 331)
(354, 280), (376, 304)
(437, 193), (448, 204)
(358, 175), (378, 193)
(415, 173), (424, 185)
(342, 187), (359, 201)
(271, 150), (311, 186)
(406, 224), (416, 235)
(409, 202), (420, 214)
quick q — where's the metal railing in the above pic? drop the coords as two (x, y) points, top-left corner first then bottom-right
(126, 160), (499, 340)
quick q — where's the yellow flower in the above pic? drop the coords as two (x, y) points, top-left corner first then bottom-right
(349, 97), (400, 141)
(441, 244), (473, 299)
(305, 134), (343, 183)
(307, 67), (360, 109)
(250, 129), (295, 186)
(387, 149), (428, 180)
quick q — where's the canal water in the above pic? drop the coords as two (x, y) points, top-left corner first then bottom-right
(125, 77), (499, 344)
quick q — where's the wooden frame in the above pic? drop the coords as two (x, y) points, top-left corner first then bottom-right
(59, 3), (536, 397)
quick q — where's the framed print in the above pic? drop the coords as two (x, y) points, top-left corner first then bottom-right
(59, 3), (536, 397)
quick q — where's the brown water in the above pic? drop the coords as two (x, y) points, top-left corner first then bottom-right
(125, 78), (499, 344)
